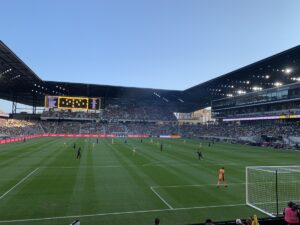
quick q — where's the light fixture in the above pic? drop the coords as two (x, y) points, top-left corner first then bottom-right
(285, 68), (292, 74)
(237, 90), (246, 95)
(252, 86), (262, 91)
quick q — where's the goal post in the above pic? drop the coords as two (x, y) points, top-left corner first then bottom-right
(246, 166), (300, 217)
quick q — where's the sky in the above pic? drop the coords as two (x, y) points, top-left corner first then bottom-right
(0, 0), (300, 112)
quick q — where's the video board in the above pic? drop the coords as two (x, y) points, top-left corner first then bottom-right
(45, 96), (100, 110)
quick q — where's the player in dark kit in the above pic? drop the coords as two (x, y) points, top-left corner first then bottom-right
(197, 151), (203, 160)
(76, 147), (81, 159)
(73, 143), (76, 150)
(160, 143), (163, 152)
(140, 139), (143, 143)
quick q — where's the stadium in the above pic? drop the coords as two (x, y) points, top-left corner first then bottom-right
(1, 38), (300, 225)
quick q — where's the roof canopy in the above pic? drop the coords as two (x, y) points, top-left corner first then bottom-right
(1, 40), (299, 112)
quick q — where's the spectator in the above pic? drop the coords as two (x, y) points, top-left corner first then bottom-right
(283, 201), (300, 225)
(245, 218), (252, 225)
(236, 218), (245, 225)
(205, 219), (215, 225)
(154, 217), (160, 225)
(251, 215), (259, 225)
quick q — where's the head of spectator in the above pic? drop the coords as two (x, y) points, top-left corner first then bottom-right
(288, 201), (295, 208)
(205, 219), (214, 225)
(236, 218), (244, 225)
(245, 218), (252, 225)
(250, 215), (259, 225)
(154, 217), (160, 225)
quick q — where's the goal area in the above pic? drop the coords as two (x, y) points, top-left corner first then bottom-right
(246, 166), (300, 217)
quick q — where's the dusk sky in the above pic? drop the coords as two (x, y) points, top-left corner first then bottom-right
(1, 0), (300, 112)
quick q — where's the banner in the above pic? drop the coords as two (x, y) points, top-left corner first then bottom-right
(0, 133), (152, 144)
(160, 135), (181, 139)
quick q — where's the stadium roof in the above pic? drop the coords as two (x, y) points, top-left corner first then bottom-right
(182, 45), (300, 109)
(0, 40), (300, 112)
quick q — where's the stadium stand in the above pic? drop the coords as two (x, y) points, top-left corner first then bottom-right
(2, 117), (300, 151)
(0, 118), (43, 139)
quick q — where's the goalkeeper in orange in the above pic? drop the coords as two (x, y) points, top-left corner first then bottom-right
(217, 167), (227, 187)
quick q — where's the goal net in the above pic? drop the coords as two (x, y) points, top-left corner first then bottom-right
(246, 166), (300, 217)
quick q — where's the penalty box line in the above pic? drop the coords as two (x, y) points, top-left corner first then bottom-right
(0, 168), (39, 201)
(0, 203), (246, 223)
(150, 186), (173, 209)
(149, 183), (246, 210)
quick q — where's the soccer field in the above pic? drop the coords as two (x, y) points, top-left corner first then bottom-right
(0, 138), (299, 225)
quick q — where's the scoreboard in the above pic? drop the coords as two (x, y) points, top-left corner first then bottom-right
(45, 96), (100, 110)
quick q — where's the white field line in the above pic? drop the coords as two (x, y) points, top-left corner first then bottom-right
(151, 180), (300, 189)
(0, 168), (39, 201)
(38, 161), (244, 169)
(142, 160), (177, 167)
(0, 203), (246, 223)
(40, 163), (196, 169)
(150, 186), (173, 209)
(151, 182), (245, 189)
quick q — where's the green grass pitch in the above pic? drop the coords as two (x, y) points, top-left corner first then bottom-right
(0, 137), (299, 225)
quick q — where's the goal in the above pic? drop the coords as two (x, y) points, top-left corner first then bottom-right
(246, 166), (300, 217)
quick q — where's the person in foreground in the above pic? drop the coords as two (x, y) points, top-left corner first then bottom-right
(283, 201), (300, 225)
(205, 219), (215, 225)
(251, 215), (260, 225)
(154, 217), (160, 225)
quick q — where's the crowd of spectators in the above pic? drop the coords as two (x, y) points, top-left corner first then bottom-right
(4, 118), (300, 141)
(38, 121), (178, 136)
(41, 110), (100, 120)
(179, 123), (300, 139)
(41, 104), (177, 122)
(0, 119), (43, 138)
(102, 104), (177, 122)
(4, 113), (300, 146)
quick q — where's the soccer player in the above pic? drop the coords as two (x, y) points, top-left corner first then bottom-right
(73, 143), (76, 150)
(197, 151), (203, 160)
(132, 146), (136, 155)
(217, 167), (227, 187)
(160, 143), (163, 152)
(76, 147), (81, 159)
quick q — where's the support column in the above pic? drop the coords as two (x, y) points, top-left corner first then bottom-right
(12, 100), (17, 114)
